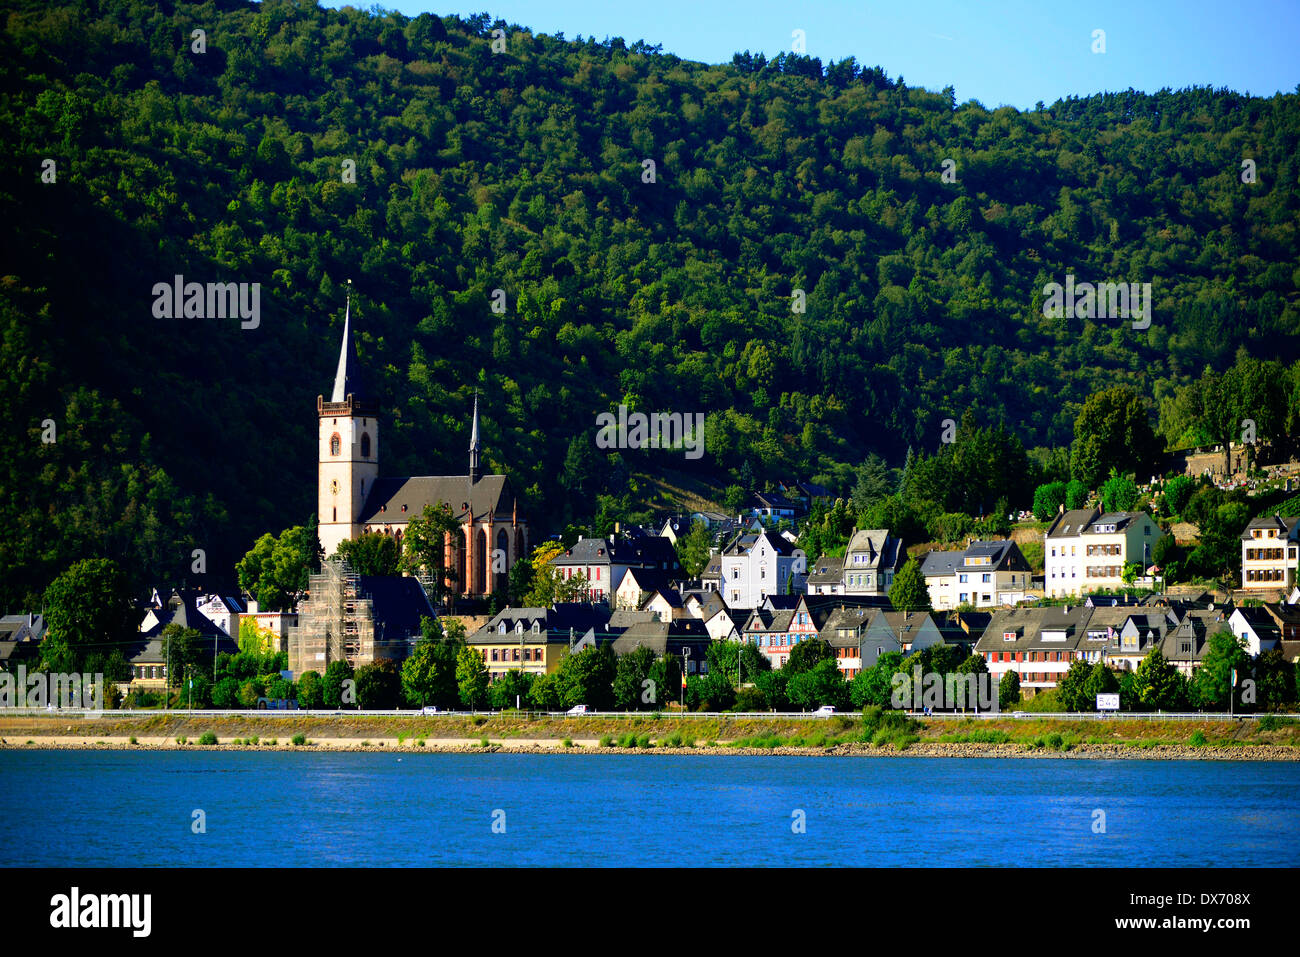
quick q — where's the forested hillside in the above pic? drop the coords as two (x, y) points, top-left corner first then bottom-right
(2, 0), (1298, 608)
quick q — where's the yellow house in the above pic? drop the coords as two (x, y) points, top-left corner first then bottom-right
(467, 606), (610, 681)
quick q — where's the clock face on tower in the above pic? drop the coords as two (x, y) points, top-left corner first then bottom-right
(330, 479), (340, 496)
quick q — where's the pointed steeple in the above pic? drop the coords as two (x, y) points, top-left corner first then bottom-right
(468, 391), (481, 485)
(330, 284), (367, 403)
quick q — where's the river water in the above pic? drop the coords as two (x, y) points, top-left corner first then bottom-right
(3, 751), (1296, 866)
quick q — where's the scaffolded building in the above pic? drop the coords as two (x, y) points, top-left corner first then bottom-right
(288, 559), (423, 674)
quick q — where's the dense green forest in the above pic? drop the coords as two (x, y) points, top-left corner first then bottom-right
(2, 0), (1298, 609)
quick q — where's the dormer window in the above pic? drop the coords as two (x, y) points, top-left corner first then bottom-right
(498, 623), (507, 635)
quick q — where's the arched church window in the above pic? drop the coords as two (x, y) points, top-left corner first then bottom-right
(361, 433), (371, 457)
(330, 433), (341, 456)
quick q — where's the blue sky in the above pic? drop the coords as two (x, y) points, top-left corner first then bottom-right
(324, 0), (1300, 109)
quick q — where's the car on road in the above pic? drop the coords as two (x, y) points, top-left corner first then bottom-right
(813, 705), (836, 717)
(566, 704), (590, 715)
(422, 706), (441, 715)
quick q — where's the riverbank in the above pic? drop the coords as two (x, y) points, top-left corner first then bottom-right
(1, 711), (1297, 759)
(2, 735), (1298, 760)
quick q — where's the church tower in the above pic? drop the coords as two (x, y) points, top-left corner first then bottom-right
(317, 290), (380, 559)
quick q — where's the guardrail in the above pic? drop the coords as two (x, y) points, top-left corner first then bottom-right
(0, 708), (1281, 721)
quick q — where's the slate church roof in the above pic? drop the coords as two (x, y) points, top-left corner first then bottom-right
(359, 475), (515, 526)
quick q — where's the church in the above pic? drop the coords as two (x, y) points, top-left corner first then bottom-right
(316, 296), (529, 598)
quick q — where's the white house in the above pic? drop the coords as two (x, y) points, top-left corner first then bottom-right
(1240, 515), (1299, 592)
(1227, 607), (1282, 655)
(1044, 508), (1165, 598)
(720, 529), (802, 608)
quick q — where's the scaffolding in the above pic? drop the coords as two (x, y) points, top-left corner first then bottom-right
(288, 559), (377, 674)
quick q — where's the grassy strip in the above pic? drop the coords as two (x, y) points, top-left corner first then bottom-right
(3, 712), (1297, 748)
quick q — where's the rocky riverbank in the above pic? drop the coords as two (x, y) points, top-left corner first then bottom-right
(1, 735), (1295, 760)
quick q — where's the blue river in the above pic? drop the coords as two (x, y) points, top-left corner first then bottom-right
(2, 751), (1297, 867)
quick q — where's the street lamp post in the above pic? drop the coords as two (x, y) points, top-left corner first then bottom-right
(682, 647), (691, 711)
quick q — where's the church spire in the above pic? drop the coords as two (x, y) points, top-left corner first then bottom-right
(469, 391), (481, 485)
(330, 283), (367, 403)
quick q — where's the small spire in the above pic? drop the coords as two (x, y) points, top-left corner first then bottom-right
(469, 391), (480, 486)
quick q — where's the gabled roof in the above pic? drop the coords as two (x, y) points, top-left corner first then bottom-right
(617, 534), (680, 570)
(1230, 606), (1282, 642)
(643, 587), (684, 610)
(0, 614), (44, 642)
(1046, 508), (1100, 539)
(130, 590), (241, 664)
(554, 537), (617, 566)
(807, 555), (844, 585)
(721, 529), (797, 558)
(607, 609), (657, 631)
(845, 529), (905, 570)
(357, 576), (437, 637)
(817, 606), (881, 646)
(875, 611), (939, 638)
(1262, 602), (1300, 628)
(611, 618), (710, 656)
(780, 479), (831, 499)
(686, 590), (727, 620)
(360, 474), (515, 525)
(752, 491), (798, 511)
(1049, 509), (1152, 537)
(959, 539), (1029, 571)
(701, 555), (722, 580)
(1240, 514), (1300, 541)
(974, 605), (1093, 653)
(920, 550), (962, 578)
(140, 590), (228, 639)
(1160, 628), (1212, 663)
(471, 604), (612, 644)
